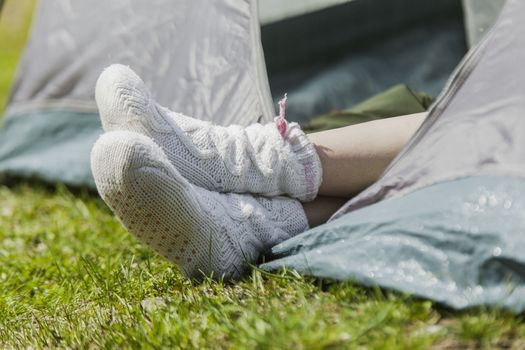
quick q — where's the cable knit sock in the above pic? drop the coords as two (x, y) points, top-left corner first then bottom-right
(95, 64), (322, 202)
(91, 130), (309, 279)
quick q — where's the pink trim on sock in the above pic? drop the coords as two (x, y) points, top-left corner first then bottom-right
(275, 93), (288, 139)
(303, 160), (316, 202)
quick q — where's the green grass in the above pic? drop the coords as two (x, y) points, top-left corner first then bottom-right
(1, 187), (525, 348)
(1, 1), (525, 348)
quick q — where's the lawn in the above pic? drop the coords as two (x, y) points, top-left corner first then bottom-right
(1, 1), (525, 348)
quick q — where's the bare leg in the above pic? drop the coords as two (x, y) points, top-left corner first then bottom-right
(302, 196), (349, 227)
(303, 112), (426, 227)
(309, 112), (426, 198)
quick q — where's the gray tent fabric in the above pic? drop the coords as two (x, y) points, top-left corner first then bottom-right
(463, 0), (506, 47)
(263, 176), (525, 311)
(7, 0), (274, 124)
(263, 0), (525, 311)
(0, 0), (273, 185)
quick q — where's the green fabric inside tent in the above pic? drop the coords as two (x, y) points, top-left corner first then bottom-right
(304, 84), (434, 132)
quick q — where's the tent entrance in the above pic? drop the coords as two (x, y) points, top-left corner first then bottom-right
(261, 0), (467, 123)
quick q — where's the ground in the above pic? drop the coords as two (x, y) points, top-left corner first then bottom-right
(0, 0), (524, 348)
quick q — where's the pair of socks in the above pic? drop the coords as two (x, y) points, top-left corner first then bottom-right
(91, 65), (322, 279)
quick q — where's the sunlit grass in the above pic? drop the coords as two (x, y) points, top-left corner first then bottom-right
(1, 184), (525, 348)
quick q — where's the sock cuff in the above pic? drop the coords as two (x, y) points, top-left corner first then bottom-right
(286, 122), (323, 202)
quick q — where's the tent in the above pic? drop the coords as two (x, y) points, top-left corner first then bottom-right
(1, 0), (519, 310)
(263, 0), (525, 312)
(463, 0), (506, 46)
(0, 0), (469, 186)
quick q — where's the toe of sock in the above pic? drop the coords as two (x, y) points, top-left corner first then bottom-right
(95, 64), (151, 131)
(90, 130), (242, 280)
(90, 130), (170, 191)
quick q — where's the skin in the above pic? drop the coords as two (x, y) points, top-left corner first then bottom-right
(302, 112), (426, 227)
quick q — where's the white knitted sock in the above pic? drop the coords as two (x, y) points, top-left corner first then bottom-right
(95, 64), (322, 202)
(90, 130), (309, 279)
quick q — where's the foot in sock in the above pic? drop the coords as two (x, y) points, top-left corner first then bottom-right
(95, 64), (322, 202)
(90, 130), (309, 279)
